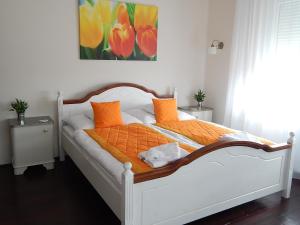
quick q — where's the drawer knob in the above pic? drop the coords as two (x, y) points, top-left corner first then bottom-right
(43, 129), (49, 133)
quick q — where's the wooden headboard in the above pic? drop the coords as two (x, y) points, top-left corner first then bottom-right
(59, 83), (175, 120)
(57, 82), (176, 159)
(63, 83), (174, 104)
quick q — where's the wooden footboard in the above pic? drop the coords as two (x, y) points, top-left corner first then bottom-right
(134, 140), (292, 183)
(122, 134), (295, 225)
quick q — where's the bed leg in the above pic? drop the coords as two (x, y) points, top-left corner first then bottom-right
(122, 162), (134, 225)
(282, 132), (295, 199)
(59, 148), (65, 161)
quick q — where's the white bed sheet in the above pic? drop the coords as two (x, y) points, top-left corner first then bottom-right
(63, 125), (124, 188)
(63, 124), (203, 187)
(148, 124), (203, 149)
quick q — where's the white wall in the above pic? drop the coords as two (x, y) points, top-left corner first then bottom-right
(204, 0), (236, 124)
(0, 0), (209, 164)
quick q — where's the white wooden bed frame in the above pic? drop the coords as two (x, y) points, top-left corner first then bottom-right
(57, 83), (295, 225)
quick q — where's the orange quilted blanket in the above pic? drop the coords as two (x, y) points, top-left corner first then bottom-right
(155, 120), (274, 146)
(85, 123), (196, 174)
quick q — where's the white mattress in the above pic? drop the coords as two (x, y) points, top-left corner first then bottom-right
(63, 125), (75, 138)
(62, 124), (203, 186)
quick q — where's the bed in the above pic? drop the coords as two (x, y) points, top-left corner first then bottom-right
(57, 83), (295, 225)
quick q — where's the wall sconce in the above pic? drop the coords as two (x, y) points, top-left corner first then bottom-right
(208, 40), (224, 55)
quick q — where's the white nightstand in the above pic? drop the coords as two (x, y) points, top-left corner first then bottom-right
(8, 116), (55, 175)
(179, 106), (213, 122)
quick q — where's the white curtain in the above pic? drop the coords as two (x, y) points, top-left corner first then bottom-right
(224, 0), (300, 177)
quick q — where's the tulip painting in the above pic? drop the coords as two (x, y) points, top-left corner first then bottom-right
(79, 0), (158, 61)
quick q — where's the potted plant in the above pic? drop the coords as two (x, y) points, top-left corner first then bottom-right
(194, 90), (206, 109)
(9, 99), (29, 125)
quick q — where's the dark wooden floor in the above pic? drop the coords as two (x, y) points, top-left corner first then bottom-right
(1, 158), (300, 225)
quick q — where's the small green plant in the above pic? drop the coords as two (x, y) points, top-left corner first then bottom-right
(194, 90), (206, 103)
(9, 99), (29, 114)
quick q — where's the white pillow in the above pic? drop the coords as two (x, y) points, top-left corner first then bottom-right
(122, 112), (143, 124)
(143, 104), (154, 114)
(125, 108), (156, 124)
(64, 114), (94, 131)
(142, 104), (196, 120)
(126, 108), (196, 124)
(84, 109), (94, 120)
(84, 110), (142, 124)
(178, 111), (196, 120)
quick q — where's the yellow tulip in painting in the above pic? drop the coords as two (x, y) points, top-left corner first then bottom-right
(79, 2), (104, 49)
(95, 0), (112, 25)
(134, 5), (158, 31)
(79, 0), (158, 60)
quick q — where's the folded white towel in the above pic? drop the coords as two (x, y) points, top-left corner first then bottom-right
(138, 142), (189, 168)
(143, 158), (168, 168)
(219, 132), (262, 143)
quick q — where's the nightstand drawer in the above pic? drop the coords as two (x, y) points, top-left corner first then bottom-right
(11, 124), (54, 166)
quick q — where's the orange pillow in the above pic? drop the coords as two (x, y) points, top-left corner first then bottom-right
(91, 101), (124, 128)
(152, 99), (179, 123)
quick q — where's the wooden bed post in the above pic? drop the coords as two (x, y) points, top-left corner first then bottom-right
(282, 132), (295, 199)
(173, 87), (178, 100)
(122, 162), (134, 225)
(57, 91), (65, 161)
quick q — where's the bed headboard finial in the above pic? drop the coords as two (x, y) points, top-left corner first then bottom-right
(288, 132), (295, 145)
(173, 87), (178, 100)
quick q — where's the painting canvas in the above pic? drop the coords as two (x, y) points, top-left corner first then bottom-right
(79, 0), (158, 61)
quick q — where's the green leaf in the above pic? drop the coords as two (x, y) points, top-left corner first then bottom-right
(102, 49), (117, 60)
(9, 99), (29, 113)
(194, 90), (206, 102)
(103, 24), (111, 50)
(86, 0), (94, 6)
(80, 46), (88, 59)
(95, 40), (105, 59)
(84, 47), (96, 59)
(151, 56), (157, 61)
(126, 3), (135, 26)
